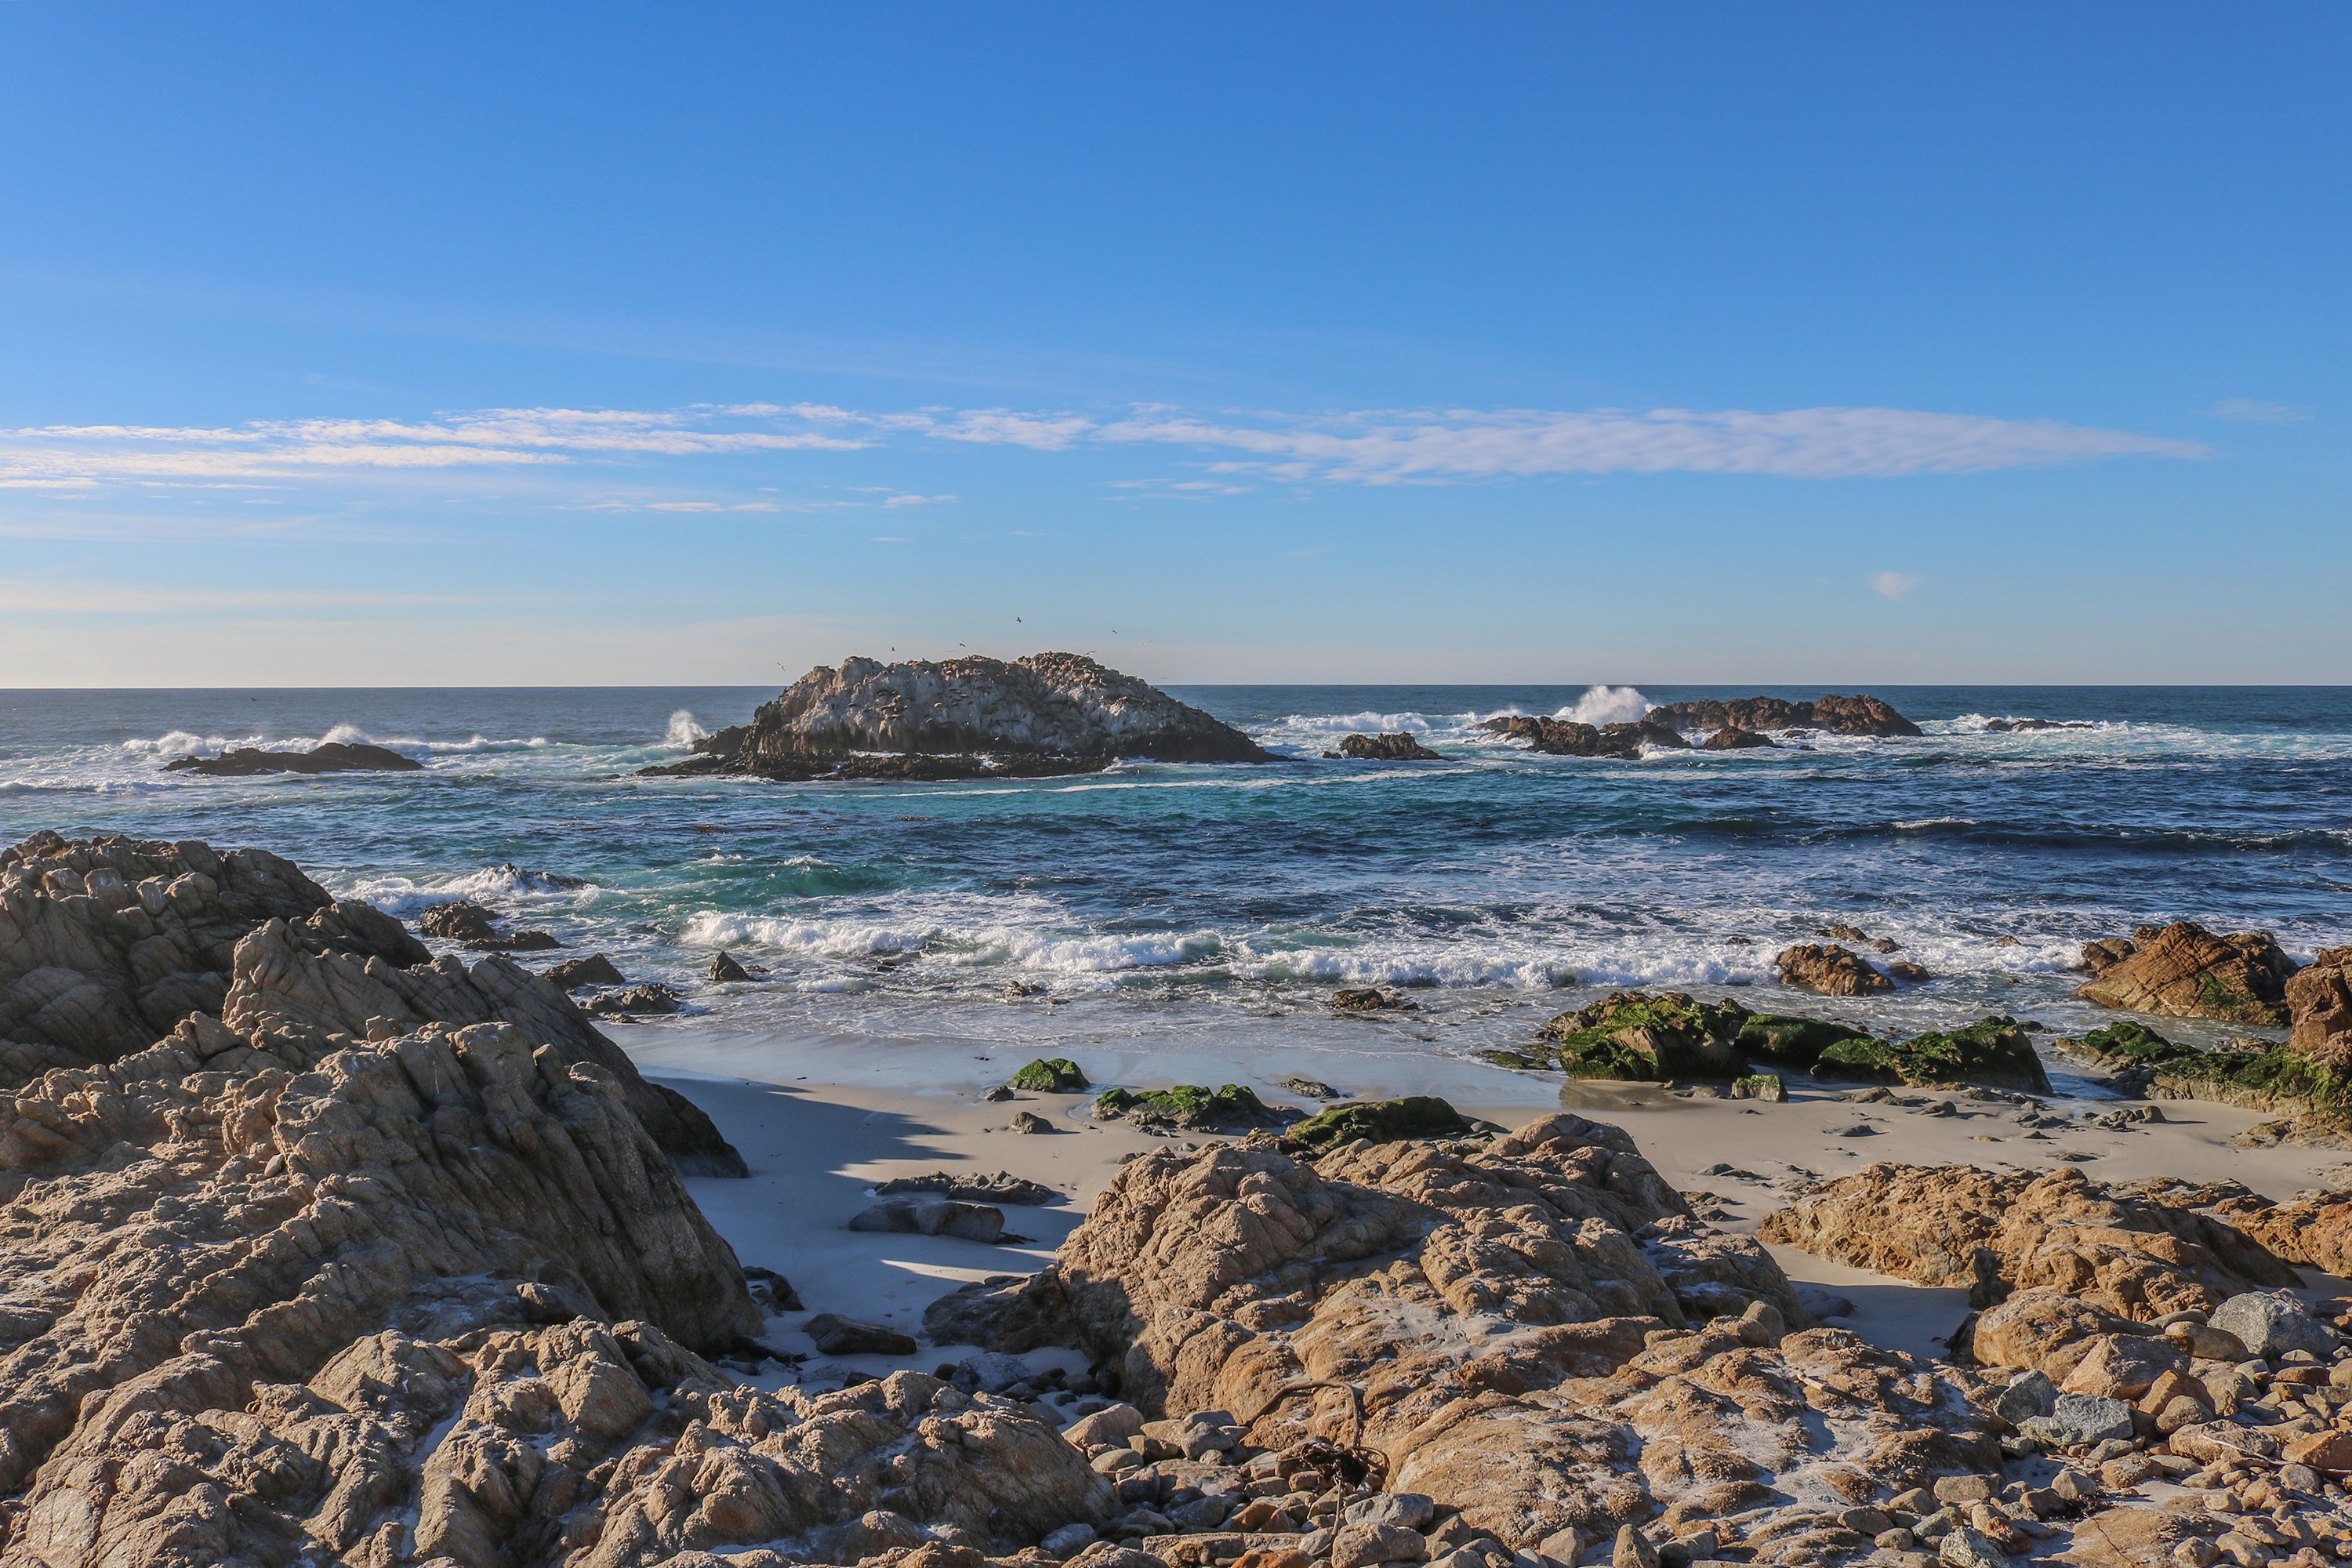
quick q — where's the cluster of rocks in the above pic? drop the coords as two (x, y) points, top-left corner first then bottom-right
(922, 1111), (2021, 1568)
(1641, 696), (1923, 739)
(163, 740), (424, 775)
(1982, 719), (2095, 733)
(648, 654), (1269, 781)
(1762, 1160), (2352, 1566)
(1479, 990), (2048, 1094)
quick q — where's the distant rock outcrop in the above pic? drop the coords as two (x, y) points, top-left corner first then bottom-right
(1336, 732), (1444, 760)
(1644, 695), (1922, 738)
(1479, 715), (1687, 758)
(648, 652), (1268, 780)
(1700, 726), (1775, 750)
(164, 740), (423, 775)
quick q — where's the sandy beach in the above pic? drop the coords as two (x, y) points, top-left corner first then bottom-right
(630, 1017), (2352, 1386)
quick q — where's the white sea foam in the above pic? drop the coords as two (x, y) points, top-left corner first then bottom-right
(663, 710), (708, 747)
(122, 724), (546, 758)
(352, 864), (596, 915)
(1555, 684), (1651, 724)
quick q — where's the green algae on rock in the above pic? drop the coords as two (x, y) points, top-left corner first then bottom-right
(1811, 1016), (2053, 1094)
(1008, 1057), (1090, 1093)
(1287, 1095), (1472, 1152)
(1736, 1013), (1877, 1067)
(1092, 1083), (1296, 1131)
(1535, 990), (1750, 1080)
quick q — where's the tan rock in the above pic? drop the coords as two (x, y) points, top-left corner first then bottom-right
(2286, 947), (2352, 1074)
(2075, 920), (2296, 1025)
(1773, 943), (1893, 996)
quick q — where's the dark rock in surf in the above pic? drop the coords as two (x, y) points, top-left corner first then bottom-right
(1479, 715), (1688, 758)
(644, 652), (1268, 781)
(1984, 717), (2094, 732)
(164, 741), (423, 776)
(709, 950), (755, 982)
(586, 982), (683, 1018)
(418, 900), (561, 952)
(543, 953), (627, 989)
(1644, 694), (1922, 738)
(1337, 732), (1445, 760)
(1700, 726), (1775, 750)
(1330, 987), (1417, 1013)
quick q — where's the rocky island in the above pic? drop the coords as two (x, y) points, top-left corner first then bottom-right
(648, 653), (1269, 781)
(165, 741), (425, 776)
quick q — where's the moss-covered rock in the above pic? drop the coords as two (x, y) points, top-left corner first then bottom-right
(1092, 1083), (1294, 1131)
(1287, 1095), (1472, 1151)
(1475, 1047), (1552, 1071)
(1730, 1073), (1788, 1102)
(1736, 1013), (1876, 1067)
(1534, 990), (1751, 1080)
(2150, 1044), (2352, 1115)
(2075, 1020), (2198, 1066)
(1007, 1057), (1090, 1093)
(1810, 1016), (2052, 1094)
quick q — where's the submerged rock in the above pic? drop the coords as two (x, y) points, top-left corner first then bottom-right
(2074, 920), (2297, 1025)
(647, 652), (1269, 780)
(1337, 732), (1445, 760)
(1330, 986), (1417, 1012)
(162, 739), (424, 775)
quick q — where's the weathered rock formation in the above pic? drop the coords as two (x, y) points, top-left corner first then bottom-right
(163, 741), (424, 775)
(1335, 734), (1444, 761)
(1477, 716), (1685, 759)
(1760, 1163), (2299, 1326)
(1700, 726), (1774, 750)
(926, 1113), (2022, 1562)
(651, 654), (1268, 780)
(2074, 921), (2298, 1026)
(2288, 946), (2352, 1073)
(0, 831), (421, 1083)
(1642, 695), (1922, 738)
(0, 831), (739, 1174)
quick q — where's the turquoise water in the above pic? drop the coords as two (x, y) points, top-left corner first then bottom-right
(2, 684), (2347, 1059)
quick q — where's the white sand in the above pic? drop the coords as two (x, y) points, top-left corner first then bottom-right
(627, 1019), (2352, 1385)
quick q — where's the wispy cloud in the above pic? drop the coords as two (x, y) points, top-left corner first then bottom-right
(0, 398), (2205, 496)
(0, 405), (865, 488)
(1871, 571), (1920, 601)
(2208, 397), (2310, 424)
(0, 579), (483, 614)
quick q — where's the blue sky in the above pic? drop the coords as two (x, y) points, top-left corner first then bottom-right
(1, 5), (2344, 685)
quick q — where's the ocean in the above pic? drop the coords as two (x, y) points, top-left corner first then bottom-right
(3, 684), (2347, 1068)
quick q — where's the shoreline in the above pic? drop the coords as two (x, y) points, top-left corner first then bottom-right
(640, 1020), (2352, 1385)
